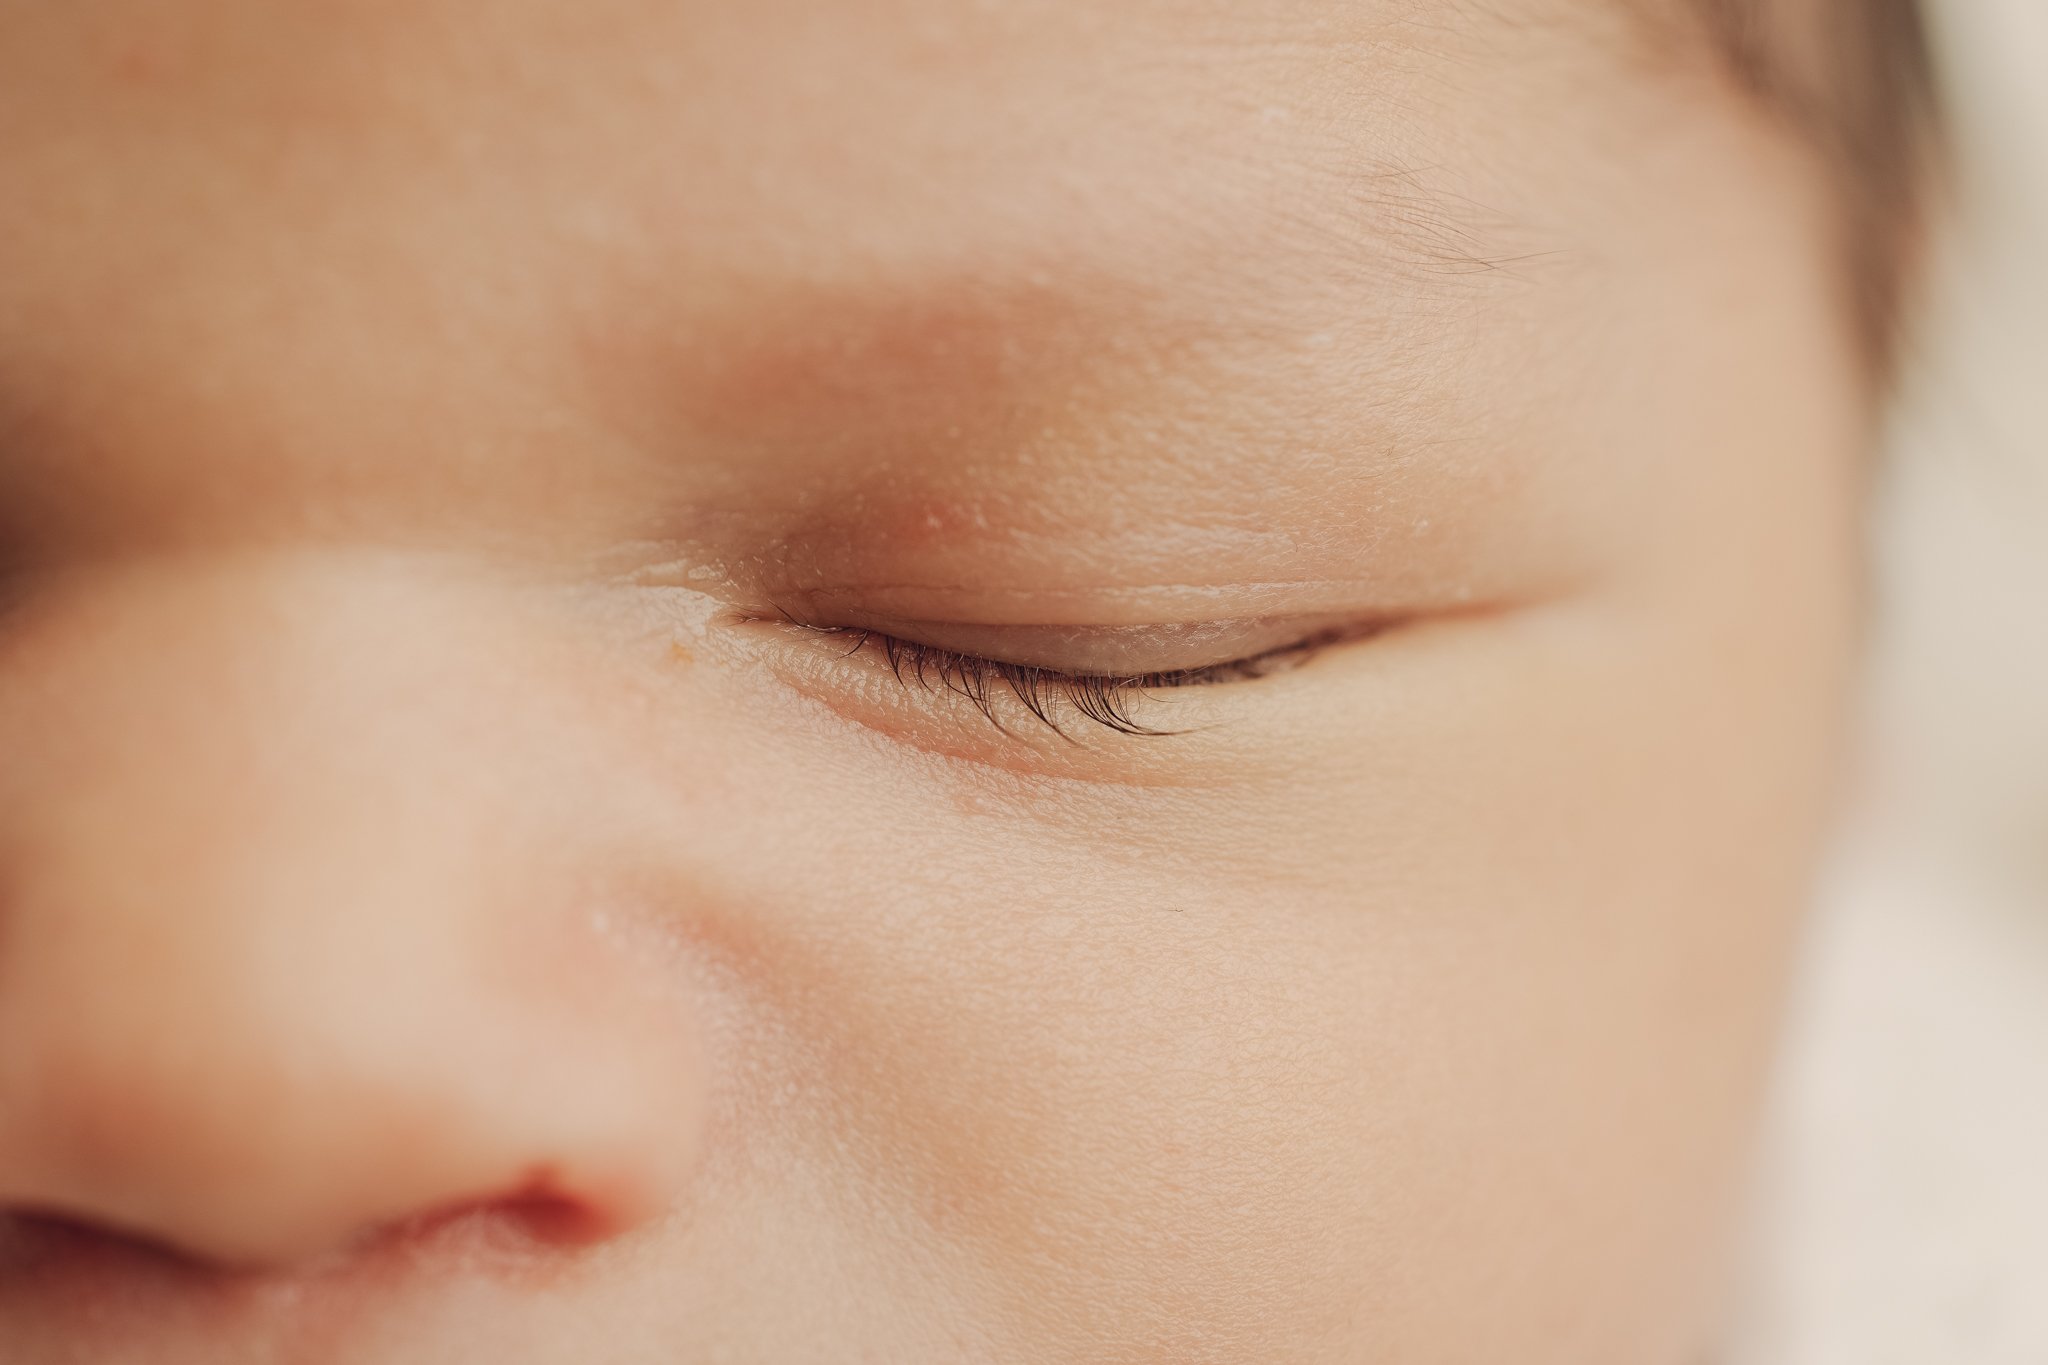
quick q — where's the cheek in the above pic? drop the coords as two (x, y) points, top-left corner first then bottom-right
(650, 464), (1855, 1365)
(599, 111), (1869, 1365)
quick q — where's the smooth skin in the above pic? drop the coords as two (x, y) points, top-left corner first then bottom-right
(0, 1), (1866, 1362)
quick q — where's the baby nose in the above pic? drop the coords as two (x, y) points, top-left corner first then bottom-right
(0, 558), (705, 1270)
(0, 870), (696, 1268)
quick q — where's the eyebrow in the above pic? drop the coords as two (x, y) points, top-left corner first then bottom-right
(614, 142), (1578, 590)
(658, 153), (1543, 448)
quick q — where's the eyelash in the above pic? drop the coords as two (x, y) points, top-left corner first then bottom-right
(772, 617), (1342, 739)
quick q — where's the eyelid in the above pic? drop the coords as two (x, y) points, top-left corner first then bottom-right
(789, 611), (1376, 676)
(748, 609), (1378, 740)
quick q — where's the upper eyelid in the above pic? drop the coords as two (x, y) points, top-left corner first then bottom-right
(757, 577), (1438, 632)
(807, 622), (1335, 683)
(764, 605), (1379, 674)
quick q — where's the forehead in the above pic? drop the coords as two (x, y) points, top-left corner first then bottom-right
(0, 0), (1794, 573)
(0, 0), (1617, 304)
(0, 0), (1624, 199)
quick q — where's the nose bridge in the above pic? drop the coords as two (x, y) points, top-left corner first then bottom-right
(0, 551), (544, 1005)
(0, 552), (702, 1267)
(0, 549), (537, 817)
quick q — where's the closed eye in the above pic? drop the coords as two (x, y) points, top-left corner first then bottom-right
(759, 615), (1363, 739)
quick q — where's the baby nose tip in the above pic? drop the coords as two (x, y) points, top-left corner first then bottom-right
(0, 1033), (694, 1272)
(0, 891), (704, 1273)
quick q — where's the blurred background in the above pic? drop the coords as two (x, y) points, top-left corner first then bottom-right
(1733, 1), (2048, 1360)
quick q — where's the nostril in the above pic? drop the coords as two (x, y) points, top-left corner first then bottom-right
(357, 1169), (636, 1269)
(490, 1190), (630, 1247)
(380, 1197), (581, 1252)
(0, 1181), (627, 1290)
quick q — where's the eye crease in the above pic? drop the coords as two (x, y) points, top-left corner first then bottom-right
(755, 612), (1362, 739)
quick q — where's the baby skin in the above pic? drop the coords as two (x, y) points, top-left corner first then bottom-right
(0, 1), (1869, 1362)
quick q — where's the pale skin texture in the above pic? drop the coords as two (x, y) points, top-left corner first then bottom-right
(0, 1), (1868, 1362)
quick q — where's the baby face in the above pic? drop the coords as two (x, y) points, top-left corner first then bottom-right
(0, 1), (1868, 1361)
